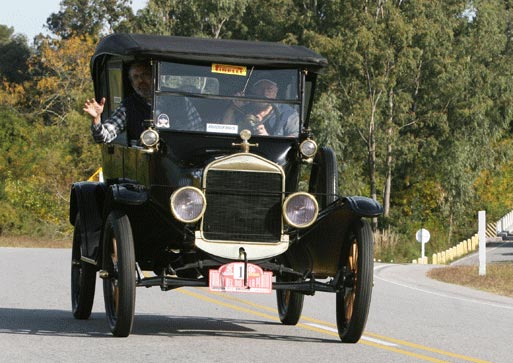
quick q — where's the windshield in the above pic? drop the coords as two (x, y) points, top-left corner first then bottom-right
(154, 62), (301, 137)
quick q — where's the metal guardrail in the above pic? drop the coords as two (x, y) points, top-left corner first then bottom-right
(495, 210), (513, 236)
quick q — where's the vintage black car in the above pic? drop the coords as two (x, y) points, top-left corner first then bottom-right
(70, 33), (383, 342)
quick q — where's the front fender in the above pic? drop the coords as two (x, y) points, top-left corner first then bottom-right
(110, 183), (149, 205)
(342, 196), (383, 218)
(285, 196), (382, 277)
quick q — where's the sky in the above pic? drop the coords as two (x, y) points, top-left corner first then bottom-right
(0, 0), (148, 42)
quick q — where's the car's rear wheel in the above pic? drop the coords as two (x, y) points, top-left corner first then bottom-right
(276, 275), (304, 325)
(308, 146), (338, 209)
(71, 213), (96, 319)
(102, 210), (136, 337)
(336, 219), (374, 343)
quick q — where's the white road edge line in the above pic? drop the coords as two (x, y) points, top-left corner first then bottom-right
(304, 323), (399, 347)
(373, 266), (513, 311)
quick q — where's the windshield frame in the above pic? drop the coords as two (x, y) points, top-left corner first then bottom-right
(152, 61), (304, 138)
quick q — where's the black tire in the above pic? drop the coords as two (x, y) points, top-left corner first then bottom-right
(276, 275), (304, 325)
(71, 213), (96, 319)
(102, 210), (136, 337)
(336, 219), (374, 343)
(308, 146), (338, 210)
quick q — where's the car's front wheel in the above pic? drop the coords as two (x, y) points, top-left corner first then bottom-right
(102, 210), (136, 337)
(336, 219), (374, 343)
(276, 274), (304, 325)
(71, 213), (96, 319)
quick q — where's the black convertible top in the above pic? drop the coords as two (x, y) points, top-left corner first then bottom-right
(91, 33), (328, 72)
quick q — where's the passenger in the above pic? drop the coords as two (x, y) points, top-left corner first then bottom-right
(83, 61), (202, 143)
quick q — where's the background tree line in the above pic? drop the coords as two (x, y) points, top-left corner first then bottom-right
(2, 0), (513, 262)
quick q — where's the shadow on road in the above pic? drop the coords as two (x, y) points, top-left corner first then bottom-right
(0, 308), (336, 343)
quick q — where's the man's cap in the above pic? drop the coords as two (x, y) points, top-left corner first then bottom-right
(253, 78), (277, 87)
(252, 72), (277, 87)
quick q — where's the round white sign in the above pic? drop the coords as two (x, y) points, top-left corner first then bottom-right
(416, 228), (430, 243)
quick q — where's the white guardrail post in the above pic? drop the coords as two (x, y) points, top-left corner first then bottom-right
(496, 210), (513, 235)
(478, 210), (486, 276)
(416, 209), (513, 265)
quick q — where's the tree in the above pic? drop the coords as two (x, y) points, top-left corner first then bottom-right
(46, 0), (133, 39)
(0, 25), (31, 83)
(127, 0), (249, 38)
(0, 33), (100, 237)
(24, 35), (96, 123)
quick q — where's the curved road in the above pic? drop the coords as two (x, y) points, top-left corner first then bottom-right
(1, 247), (512, 362)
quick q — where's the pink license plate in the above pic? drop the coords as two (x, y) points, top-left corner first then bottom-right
(209, 262), (273, 293)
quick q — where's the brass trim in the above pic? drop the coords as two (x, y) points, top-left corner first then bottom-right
(80, 256), (97, 265)
(232, 129), (258, 152)
(170, 186), (207, 223)
(299, 138), (318, 159)
(140, 129), (159, 148)
(282, 192), (319, 228)
(194, 231), (290, 260)
(198, 152), (286, 252)
(203, 153), (285, 180)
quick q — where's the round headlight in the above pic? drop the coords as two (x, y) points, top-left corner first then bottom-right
(283, 192), (318, 228)
(140, 129), (159, 147)
(300, 139), (318, 159)
(170, 187), (206, 223)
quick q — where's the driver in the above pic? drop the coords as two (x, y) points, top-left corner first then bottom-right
(223, 76), (299, 137)
(84, 61), (202, 143)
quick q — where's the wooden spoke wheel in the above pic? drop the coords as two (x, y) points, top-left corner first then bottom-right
(102, 210), (136, 337)
(336, 219), (374, 343)
(276, 274), (304, 325)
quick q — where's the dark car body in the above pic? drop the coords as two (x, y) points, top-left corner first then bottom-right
(69, 33), (382, 341)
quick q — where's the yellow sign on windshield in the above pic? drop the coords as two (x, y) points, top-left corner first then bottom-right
(212, 63), (247, 76)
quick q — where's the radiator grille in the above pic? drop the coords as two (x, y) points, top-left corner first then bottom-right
(202, 170), (282, 242)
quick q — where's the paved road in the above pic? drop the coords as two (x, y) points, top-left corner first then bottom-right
(451, 241), (513, 266)
(1, 248), (512, 362)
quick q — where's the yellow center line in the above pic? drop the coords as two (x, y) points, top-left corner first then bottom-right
(200, 288), (492, 363)
(364, 332), (491, 363)
(177, 288), (489, 363)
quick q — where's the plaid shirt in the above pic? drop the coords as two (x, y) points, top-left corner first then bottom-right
(91, 104), (127, 144)
(91, 98), (203, 143)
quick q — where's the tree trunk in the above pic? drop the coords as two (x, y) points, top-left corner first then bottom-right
(368, 91), (380, 230)
(384, 89), (394, 218)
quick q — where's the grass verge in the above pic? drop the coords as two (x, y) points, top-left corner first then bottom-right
(427, 263), (513, 299)
(0, 236), (71, 249)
